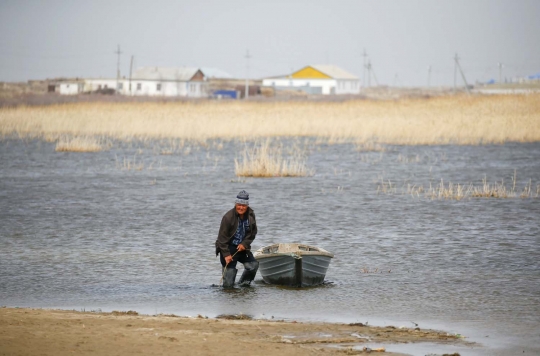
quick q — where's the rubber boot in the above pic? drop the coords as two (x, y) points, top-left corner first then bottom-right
(222, 268), (237, 288)
(238, 261), (259, 286)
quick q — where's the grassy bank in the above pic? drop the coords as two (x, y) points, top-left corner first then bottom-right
(1, 94), (539, 145)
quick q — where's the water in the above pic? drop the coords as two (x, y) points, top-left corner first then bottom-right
(1, 138), (539, 355)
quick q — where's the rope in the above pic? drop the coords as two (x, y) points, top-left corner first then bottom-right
(219, 250), (240, 286)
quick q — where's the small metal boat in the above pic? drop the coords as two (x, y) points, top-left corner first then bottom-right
(253, 243), (334, 287)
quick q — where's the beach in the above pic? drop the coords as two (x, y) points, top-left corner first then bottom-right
(0, 307), (470, 355)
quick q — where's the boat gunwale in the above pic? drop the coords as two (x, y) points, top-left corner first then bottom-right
(254, 243), (334, 259)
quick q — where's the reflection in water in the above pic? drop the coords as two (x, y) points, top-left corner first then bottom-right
(0, 139), (539, 355)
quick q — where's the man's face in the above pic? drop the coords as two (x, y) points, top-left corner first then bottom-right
(235, 203), (248, 215)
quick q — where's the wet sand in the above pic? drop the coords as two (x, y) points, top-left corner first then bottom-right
(0, 307), (472, 355)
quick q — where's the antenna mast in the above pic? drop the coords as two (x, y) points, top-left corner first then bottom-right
(115, 44), (123, 94)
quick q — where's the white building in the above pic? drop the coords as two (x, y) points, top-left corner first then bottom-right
(126, 67), (208, 97)
(57, 67), (211, 97)
(58, 81), (84, 95)
(262, 64), (361, 95)
(83, 79), (120, 93)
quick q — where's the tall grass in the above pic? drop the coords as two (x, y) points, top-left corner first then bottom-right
(55, 136), (104, 152)
(1, 94), (539, 144)
(234, 140), (312, 177)
(378, 174), (539, 200)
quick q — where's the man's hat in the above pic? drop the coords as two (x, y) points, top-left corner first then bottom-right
(235, 190), (249, 206)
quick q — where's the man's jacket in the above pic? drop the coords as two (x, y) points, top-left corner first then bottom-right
(215, 207), (257, 257)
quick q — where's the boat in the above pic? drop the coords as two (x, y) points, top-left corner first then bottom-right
(253, 243), (334, 287)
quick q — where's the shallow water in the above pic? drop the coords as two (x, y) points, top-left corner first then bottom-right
(1, 138), (539, 355)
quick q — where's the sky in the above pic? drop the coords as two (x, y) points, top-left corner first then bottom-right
(1, 0), (539, 87)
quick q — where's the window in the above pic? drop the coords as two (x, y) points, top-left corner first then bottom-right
(118, 83), (123, 90)
(137, 83), (141, 90)
(157, 83), (162, 91)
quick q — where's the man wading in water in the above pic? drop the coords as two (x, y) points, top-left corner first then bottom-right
(215, 190), (259, 288)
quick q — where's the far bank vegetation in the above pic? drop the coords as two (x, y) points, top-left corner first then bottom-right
(1, 94), (539, 145)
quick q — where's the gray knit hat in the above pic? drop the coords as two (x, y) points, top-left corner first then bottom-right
(235, 190), (249, 206)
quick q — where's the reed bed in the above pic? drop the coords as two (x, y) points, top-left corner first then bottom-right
(234, 140), (312, 177)
(1, 94), (539, 144)
(378, 175), (539, 200)
(55, 136), (104, 152)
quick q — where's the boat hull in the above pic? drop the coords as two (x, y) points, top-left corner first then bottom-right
(257, 254), (332, 287)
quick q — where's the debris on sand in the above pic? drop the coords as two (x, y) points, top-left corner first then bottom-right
(111, 310), (139, 316)
(216, 313), (253, 320)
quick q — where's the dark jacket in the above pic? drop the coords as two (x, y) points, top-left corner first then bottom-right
(215, 207), (257, 257)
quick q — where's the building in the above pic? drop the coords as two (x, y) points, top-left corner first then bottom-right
(46, 79), (85, 95)
(127, 67), (208, 97)
(262, 65), (361, 95)
(83, 78), (121, 94)
(80, 67), (209, 97)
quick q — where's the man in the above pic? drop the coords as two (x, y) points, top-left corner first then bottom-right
(215, 190), (259, 288)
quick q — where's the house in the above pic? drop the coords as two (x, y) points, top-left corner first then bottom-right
(83, 78), (121, 94)
(47, 79), (85, 95)
(128, 67), (208, 97)
(58, 81), (84, 95)
(262, 65), (361, 95)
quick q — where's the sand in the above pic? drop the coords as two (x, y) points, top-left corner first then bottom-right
(0, 307), (473, 355)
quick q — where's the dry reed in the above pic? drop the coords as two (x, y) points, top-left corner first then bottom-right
(1, 94), (539, 144)
(379, 174), (539, 200)
(55, 136), (104, 152)
(234, 140), (312, 177)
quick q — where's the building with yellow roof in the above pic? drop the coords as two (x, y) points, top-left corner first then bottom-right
(262, 65), (361, 95)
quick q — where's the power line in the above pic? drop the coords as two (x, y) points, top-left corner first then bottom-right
(244, 49), (251, 99)
(454, 53), (470, 95)
(362, 48), (368, 90)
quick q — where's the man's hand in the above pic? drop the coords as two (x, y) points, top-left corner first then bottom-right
(225, 255), (233, 265)
(237, 244), (246, 252)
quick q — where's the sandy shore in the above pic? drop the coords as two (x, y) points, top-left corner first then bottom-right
(0, 307), (472, 355)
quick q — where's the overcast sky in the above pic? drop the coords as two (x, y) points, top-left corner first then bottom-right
(1, 0), (539, 86)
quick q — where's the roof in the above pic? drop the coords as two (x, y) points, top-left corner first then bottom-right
(200, 67), (233, 79)
(132, 67), (201, 81)
(308, 65), (359, 79)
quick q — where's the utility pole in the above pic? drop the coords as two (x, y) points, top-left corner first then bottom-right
(244, 49), (251, 99)
(498, 62), (503, 83)
(427, 65), (432, 88)
(129, 55), (134, 96)
(366, 60), (371, 88)
(453, 53), (458, 93)
(454, 53), (471, 95)
(370, 63), (379, 87)
(115, 44), (122, 94)
(362, 48), (368, 91)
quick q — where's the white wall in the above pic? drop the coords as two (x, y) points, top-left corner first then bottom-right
(58, 83), (82, 95)
(335, 79), (361, 94)
(131, 80), (207, 97)
(263, 78), (337, 95)
(263, 78), (361, 95)
(82, 79), (208, 97)
(84, 79), (124, 93)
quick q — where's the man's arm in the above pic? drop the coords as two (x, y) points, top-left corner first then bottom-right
(216, 215), (231, 257)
